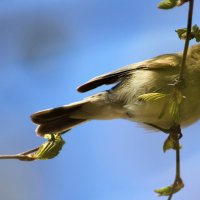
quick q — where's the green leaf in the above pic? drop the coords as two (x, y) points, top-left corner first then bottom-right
(163, 136), (175, 152)
(138, 93), (167, 102)
(175, 28), (188, 40)
(192, 25), (200, 42)
(34, 134), (65, 160)
(169, 99), (180, 122)
(155, 178), (184, 196)
(163, 136), (182, 152)
(192, 24), (199, 33)
(158, 0), (178, 9)
(138, 91), (184, 123)
(168, 90), (183, 123)
(176, 25), (200, 42)
(176, 0), (190, 6)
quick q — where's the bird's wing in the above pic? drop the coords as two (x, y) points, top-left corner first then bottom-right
(77, 54), (180, 93)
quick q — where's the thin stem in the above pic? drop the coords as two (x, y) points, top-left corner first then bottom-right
(0, 147), (39, 161)
(175, 141), (181, 179)
(20, 147), (39, 155)
(178, 0), (194, 83)
(168, 1), (194, 199)
(0, 155), (31, 160)
(167, 139), (181, 200)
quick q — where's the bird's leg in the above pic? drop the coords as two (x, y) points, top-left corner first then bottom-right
(145, 123), (172, 134)
(168, 123), (182, 139)
(145, 123), (183, 139)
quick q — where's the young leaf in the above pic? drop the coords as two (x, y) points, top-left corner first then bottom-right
(158, 0), (178, 9)
(163, 136), (175, 152)
(176, 0), (190, 6)
(33, 134), (65, 160)
(155, 178), (184, 196)
(163, 136), (182, 152)
(176, 28), (188, 40)
(176, 25), (200, 42)
(192, 25), (200, 42)
(138, 93), (167, 102)
(169, 99), (180, 122)
(168, 90), (184, 123)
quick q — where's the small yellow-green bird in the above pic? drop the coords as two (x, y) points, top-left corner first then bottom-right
(31, 44), (200, 136)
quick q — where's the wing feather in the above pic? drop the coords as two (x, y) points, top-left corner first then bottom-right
(77, 54), (180, 93)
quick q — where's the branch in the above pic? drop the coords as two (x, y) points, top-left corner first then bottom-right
(168, 1), (194, 199)
(0, 133), (65, 161)
(167, 125), (183, 200)
(0, 147), (39, 161)
(178, 0), (194, 84)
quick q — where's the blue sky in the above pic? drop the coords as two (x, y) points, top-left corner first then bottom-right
(0, 1), (200, 200)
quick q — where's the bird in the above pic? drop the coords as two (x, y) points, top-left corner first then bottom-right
(31, 44), (200, 136)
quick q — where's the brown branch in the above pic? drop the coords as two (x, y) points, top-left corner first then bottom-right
(168, 0), (194, 199)
(178, 0), (194, 85)
(0, 147), (39, 161)
(167, 124), (182, 200)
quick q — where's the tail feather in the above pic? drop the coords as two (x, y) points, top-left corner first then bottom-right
(31, 101), (88, 136)
(30, 92), (120, 136)
(31, 102), (87, 124)
(36, 117), (86, 136)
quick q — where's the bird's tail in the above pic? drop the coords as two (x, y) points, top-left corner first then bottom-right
(31, 99), (90, 136)
(31, 92), (121, 136)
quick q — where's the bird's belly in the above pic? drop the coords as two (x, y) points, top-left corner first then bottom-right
(124, 99), (174, 129)
(123, 95), (200, 129)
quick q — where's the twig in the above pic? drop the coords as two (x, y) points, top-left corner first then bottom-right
(20, 147), (39, 155)
(167, 125), (182, 200)
(0, 147), (39, 161)
(167, 0), (194, 199)
(178, 0), (194, 84)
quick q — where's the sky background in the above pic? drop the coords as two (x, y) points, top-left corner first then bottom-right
(0, 0), (200, 200)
